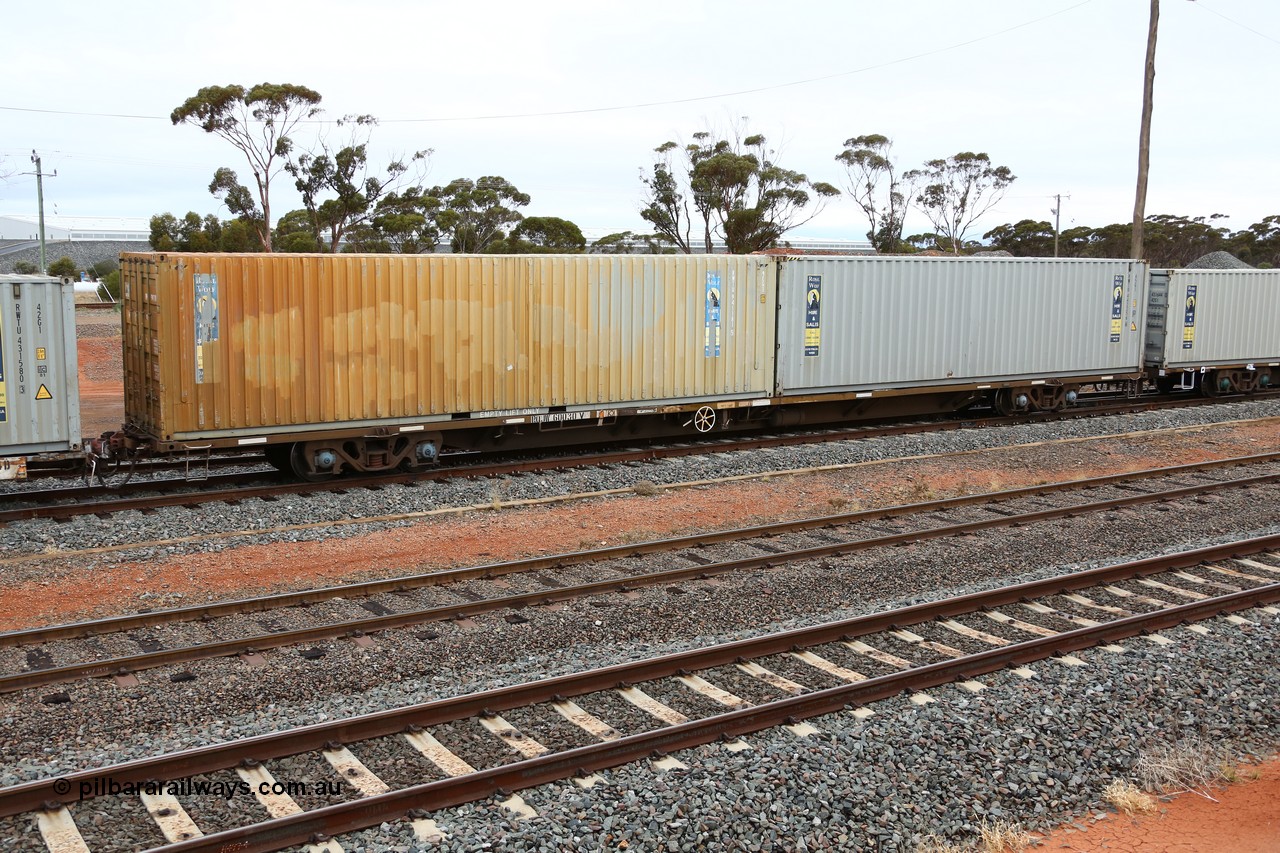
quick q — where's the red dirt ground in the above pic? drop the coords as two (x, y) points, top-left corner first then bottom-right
(14, 322), (1279, 850)
(1030, 758), (1280, 852)
(74, 336), (124, 437)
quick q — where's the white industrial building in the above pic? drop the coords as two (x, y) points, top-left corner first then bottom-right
(0, 215), (150, 242)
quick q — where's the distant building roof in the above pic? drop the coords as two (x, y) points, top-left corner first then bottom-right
(0, 215), (151, 242)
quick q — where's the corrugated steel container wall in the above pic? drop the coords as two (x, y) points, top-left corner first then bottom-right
(0, 275), (81, 454)
(1151, 268), (1280, 369)
(775, 257), (1147, 395)
(120, 253), (775, 441)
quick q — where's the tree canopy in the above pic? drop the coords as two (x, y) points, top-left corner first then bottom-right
(835, 134), (918, 253)
(983, 212), (1277, 268)
(640, 126), (839, 254)
(287, 114), (430, 252)
(171, 83), (323, 251)
(149, 212), (256, 253)
(908, 152), (1016, 254)
(428, 177), (531, 253)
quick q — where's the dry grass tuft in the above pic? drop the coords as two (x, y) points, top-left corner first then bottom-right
(911, 819), (1030, 853)
(1103, 778), (1157, 815)
(1135, 735), (1232, 801)
(914, 835), (964, 853)
(631, 479), (661, 497)
(976, 819), (1031, 852)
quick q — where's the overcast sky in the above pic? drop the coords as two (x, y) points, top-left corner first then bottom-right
(1, 0), (1276, 244)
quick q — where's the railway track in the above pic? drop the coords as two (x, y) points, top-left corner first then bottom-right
(2, 392), (1271, 526)
(3, 452), (1276, 696)
(3, 535), (1276, 851)
(23, 453), (267, 480)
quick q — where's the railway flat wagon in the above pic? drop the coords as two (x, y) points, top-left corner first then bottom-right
(117, 253), (776, 478)
(774, 256), (1149, 414)
(1144, 268), (1280, 394)
(0, 275), (82, 480)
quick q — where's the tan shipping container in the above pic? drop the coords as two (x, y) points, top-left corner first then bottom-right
(120, 253), (775, 444)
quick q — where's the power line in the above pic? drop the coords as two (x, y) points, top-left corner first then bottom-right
(1190, 1), (1280, 46)
(0, 1), (1095, 125)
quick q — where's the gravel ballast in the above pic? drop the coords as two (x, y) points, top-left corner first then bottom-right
(0, 404), (1277, 851)
(2, 400), (1278, 564)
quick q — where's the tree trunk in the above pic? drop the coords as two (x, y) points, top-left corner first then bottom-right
(1131, 0), (1159, 261)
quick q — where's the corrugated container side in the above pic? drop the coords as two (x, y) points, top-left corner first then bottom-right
(775, 257), (1147, 395)
(120, 253), (775, 441)
(0, 275), (81, 456)
(1155, 268), (1280, 369)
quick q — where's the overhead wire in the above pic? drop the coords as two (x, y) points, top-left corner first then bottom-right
(0, 1), (1096, 125)
(1188, 1), (1280, 47)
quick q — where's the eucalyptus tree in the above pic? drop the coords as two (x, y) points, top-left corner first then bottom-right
(907, 152), (1016, 254)
(589, 231), (675, 254)
(361, 186), (442, 254)
(430, 177), (531, 253)
(171, 83), (323, 251)
(286, 114), (431, 252)
(983, 219), (1056, 257)
(487, 216), (586, 253)
(639, 142), (695, 253)
(640, 126), (838, 254)
(835, 134), (918, 252)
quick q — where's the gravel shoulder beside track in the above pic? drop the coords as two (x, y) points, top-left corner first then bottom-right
(0, 404), (1277, 851)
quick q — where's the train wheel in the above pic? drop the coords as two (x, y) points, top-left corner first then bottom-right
(992, 390), (1017, 417)
(1202, 371), (1232, 397)
(290, 443), (338, 482)
(692, 405), (716, 433)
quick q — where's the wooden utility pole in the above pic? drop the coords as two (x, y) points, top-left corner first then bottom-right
(1131, 0), (1159, 260)
(1051, 193), (1068, 257)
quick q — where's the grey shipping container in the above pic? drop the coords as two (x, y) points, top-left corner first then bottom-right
(1144, 268), (1280, 370)
(775, 256), (1148, 396)
(0, 275), (82, 477)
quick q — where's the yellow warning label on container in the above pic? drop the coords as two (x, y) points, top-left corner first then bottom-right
(35, 384), (52, 400)
(36, 347), (46, 360)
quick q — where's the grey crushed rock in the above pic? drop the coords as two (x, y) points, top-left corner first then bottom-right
(1183, 251), (1254, 270)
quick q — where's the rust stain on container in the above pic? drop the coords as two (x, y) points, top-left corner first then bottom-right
(120, 253), (775, 442)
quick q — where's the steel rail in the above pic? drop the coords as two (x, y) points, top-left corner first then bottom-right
(5, 393), (1269, 524)
(2, 471), (1277, 698)
(142, 579), (1280, 853)
(2, 533), (1275, 820)
(3, 418), (993, 520)
(2, 468), (1278, 694)
(24, 453), (268, 479)
(4, 452), (1276, 651)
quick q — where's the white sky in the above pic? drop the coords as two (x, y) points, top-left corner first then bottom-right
(1, 0), (1276, 244)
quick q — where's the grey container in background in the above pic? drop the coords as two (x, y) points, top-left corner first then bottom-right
(775, 256), (1148, 396)
(0, 275), (81, 464)
(1145, 268), (1280, 370)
